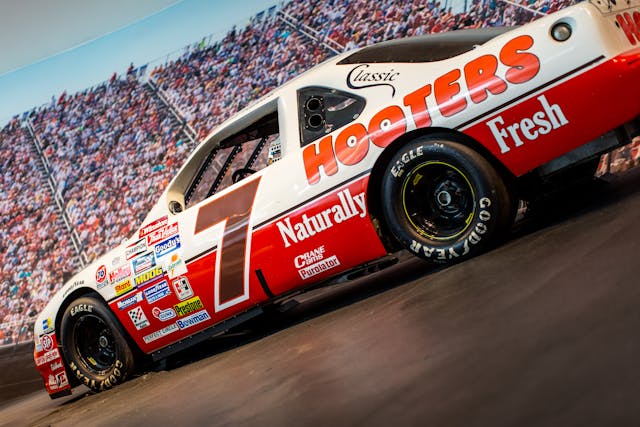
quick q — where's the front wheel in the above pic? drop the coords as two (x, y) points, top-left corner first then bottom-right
(60, 296), (137, 391)
(380, 136), (511, 264)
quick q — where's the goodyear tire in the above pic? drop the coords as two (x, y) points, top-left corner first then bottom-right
(60, 296), (136, 392)
(380, 136), (511, 264)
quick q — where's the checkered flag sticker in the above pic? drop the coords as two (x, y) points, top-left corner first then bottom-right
(128, 306), (150, 330)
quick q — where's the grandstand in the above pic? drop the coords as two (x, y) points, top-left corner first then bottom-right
(0, 0), (581, 346)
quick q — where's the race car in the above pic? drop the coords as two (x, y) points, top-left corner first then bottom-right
(34, 0), (640, 398)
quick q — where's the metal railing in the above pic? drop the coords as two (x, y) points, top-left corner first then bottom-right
(146, 80), (199, 147)
(277, 10), (345, 54)
(24, 120), (88, 267)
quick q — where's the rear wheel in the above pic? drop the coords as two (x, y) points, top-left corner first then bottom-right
(380, 136), (511, 264)
(60, 296), (137, 391)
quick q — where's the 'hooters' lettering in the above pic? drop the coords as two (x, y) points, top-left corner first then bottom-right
(304, 35), (540, 185)
(616, 12), (640, 45)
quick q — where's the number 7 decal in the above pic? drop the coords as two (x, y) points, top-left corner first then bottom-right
(194, 177), (261, 312)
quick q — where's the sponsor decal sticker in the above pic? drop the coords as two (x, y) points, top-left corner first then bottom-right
(143, 280), (171, 304)
(299, 255), (341, 280)
(486, 95), (568, 154)
(164, 253), (187, 279)
(114, 279), (134, 296)
(154, 235), (181, 258)
(152, 306), (176, 321)
(48, 371), (69, 391)
(172, 277), (194, 301)
(50, 360), (63, 371)
(117, 291), (144, 310)
(132, 252), (156, 275)
(139, 215), (169, 239)
(616, 12), (640, 45)
(95, 265), (107, 284)
(40, 334), (54, 351)
(347, 63), (399, 96)
(35, 349), (60, 366)
(174, 296), (204, 317)
(176, 309), (211, 330)
(56, 371), (69, 388)
(109, 264), (131, 284)
(134, 266), (164, 287)
(147, 222), (179, 246)
(276, 189), (367, 248)
(294, 245), (326, 268)
(128, 306), (150, 330)
(63, 280), (85, 298)
(125, 239), (147, 260)
(143, 324), (179, 344)
(42, 318), (52, 332)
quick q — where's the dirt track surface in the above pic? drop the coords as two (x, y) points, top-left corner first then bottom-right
(3, 170), (640, 427)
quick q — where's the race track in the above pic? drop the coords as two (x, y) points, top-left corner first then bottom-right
(4, 169), (640, 427)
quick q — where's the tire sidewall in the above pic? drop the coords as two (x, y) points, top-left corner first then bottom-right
(60, 296), (135, 391)
(381, 137), (506, 263)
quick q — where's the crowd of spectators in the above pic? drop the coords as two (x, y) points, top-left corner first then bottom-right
(0, 120), (78, 344)
(30, 73), (191, 262)
(280, 0), (577, 50)
(0, 0), (593, 346)
(150, 12), (332, 140)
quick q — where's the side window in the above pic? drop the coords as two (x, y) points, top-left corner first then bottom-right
(298, 86), (365, 147)
(184, 111), (280, 208)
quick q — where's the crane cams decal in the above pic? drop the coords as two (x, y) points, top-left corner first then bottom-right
(294, 245), (341, 280)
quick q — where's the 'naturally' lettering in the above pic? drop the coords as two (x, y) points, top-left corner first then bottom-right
(277, 189), (366, 247)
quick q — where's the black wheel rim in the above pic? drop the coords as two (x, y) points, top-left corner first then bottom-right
(401, 161), (475, 241)
(72, 314), (116, 374)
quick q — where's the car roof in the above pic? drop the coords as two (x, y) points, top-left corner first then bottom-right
(337, 27), (515, 64)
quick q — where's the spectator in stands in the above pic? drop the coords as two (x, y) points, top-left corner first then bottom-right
(0, 121), (77, 344)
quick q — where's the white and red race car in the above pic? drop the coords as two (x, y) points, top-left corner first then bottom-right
(34, 0), (640, 398)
